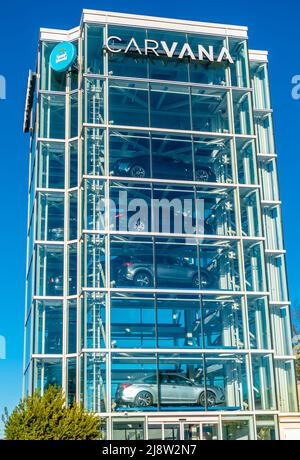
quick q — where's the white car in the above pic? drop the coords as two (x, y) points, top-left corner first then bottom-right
(115, 372), (225, 408)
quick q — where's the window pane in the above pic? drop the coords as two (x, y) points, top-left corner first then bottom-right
(39, 94), (65, 139)
(109, 80), (149, 127)
(150, 83), (190, 130)
(34, 300), (63, 354)
(85, 24), (104, 75)
(38, 142), (65, 189)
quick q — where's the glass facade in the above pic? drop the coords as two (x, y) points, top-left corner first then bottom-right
(23, 10), (297, 440)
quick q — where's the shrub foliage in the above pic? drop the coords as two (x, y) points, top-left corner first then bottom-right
(2, 385), (101, 440)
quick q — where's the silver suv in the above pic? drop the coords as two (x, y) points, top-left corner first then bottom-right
(116, 255), (213, 288)
(115, 373), (224, 408)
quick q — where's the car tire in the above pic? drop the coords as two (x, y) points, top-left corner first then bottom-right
(200, 271), (211, 289)
(133, 271), (153, 288)
(134, 391), (153, 407)
(198, 390), (216, 407)
(192, 275), (200, 288)
(130, 165), (146, 178)
(195, 168), (210, 182)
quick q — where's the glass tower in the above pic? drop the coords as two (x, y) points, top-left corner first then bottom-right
(23, 10), (298, 440)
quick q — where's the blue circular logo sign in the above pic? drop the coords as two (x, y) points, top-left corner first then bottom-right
(50, 42), (77, 72)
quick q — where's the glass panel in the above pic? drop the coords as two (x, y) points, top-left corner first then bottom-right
(270, 305), (293, 356)
(248, 297), (272, 349)
(154, 239), (198, 290)
(222, 418), (251, 440)
(34, 358), (62, 393)
(34, 300), (63, 354)
(83, 179), (106, 231)
(70, 92), (78, 139)
(108, 26), (148, 79)
(68, 300), (77, 353)
(202, 423), (219, 440)
(69, 141), (78, 188)
(252, 354), (276, 410)
(83, 128), (105, 176)
(150, 83), (190, 130)
(255, 114), (274, 154)
(82, 235), (106, 289)
(85, 78), (105, 124)
(85, 24), (104, 75)
(112, 353), (157, 411)
(204, 354), (249, 410)
(267, 255), (288, 301)
(188, 34), (227, 86)
(243, 241), (266, 292)
(164, 424), (180, 440)
(232, 91), (253, 135)
(68, 244), (77, 295)
(38, 142), (65, 189)
(148, 30), (188, 82)
(156, 294), (202, 348)
(236, 139), (258, 185)
(202, 295), (245, 349)
(263, 206), (283, 251)
(110, 235), (153, 289)
(81, 292), (107, 350)
(196, 186), (237, 237)
(67, 358), (76, 405)
(39, 94), (65, 139)
(157, 354), (205, 410)
(200, 238), (241, 291)
(40, 41), (66, 91)
(229, 39), (249, 88)
(35, 245), (64, 296)
(112, 418), (145, 440)
(69, 191), (77, 240)
(109, 181), (151, 233)
(259, 159), (279, 201)
(240, 189), (262, 237)
(256, 416), (278, 440)
(184, 424), (201, 440)
(111, 292), (156, 348)
(152, 133), (193, 181)
(109, 80), (149, 127)
(194, 136), (233, 184)
(251, 62), (271, 110)
(275, 360), (298, 412)
(36, 192), (64, 241)
(83, 353), (107, 412)
(191, 87), (230, 134)
(148, 424), (162, 440)
(110, 129), (150, 179)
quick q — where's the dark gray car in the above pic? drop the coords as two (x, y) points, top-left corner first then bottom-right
(117, 255), (213, 288)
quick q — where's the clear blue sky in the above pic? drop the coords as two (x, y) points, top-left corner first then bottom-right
(0, 0), (300, 432)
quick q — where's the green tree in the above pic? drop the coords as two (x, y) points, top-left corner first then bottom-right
(2, 385), (101, 440)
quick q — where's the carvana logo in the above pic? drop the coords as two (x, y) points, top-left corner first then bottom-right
(50, 41), (77, 72)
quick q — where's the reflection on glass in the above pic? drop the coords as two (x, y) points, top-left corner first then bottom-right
(34, 301), (63, 354)
(222, 418), (250, 440)
(38, 142), (65, 189)
(34, 358), (62, 394)
(39, 94), (66, 139)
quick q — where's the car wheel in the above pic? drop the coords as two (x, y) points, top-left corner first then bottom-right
(130, 165), (146, 178)
(198, 391), (216, 407)
(195, 168), (210, 182)
(192, 275), (200, 288)
(200, 271), (211, 289)
(206, 391), (217, 407)
(134, 391), (153, 407)
(133, 271), (153, 288)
